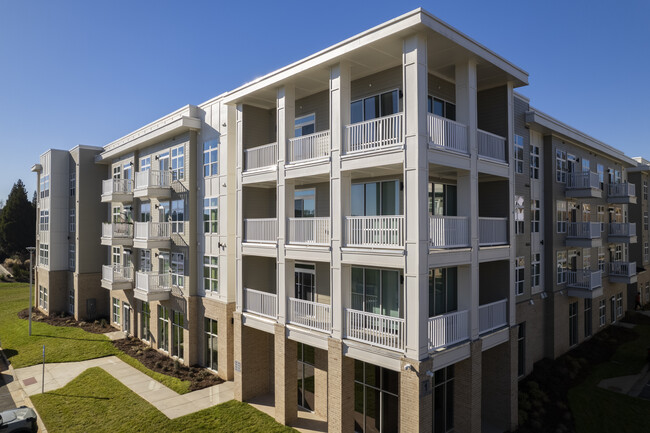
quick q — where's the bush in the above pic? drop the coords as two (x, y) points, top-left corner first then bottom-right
(100, 318), (107, 328)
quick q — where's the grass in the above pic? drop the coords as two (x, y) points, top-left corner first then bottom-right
(31, 367), (297, 433)
(0, 282), (190, 394)
(568, 323), (650, 433)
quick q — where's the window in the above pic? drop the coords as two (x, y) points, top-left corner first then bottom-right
(113, 165), (121, 180)
(616, 293), (623, 317)
(598, 247), (605, 273)
(69, 208), (75, 232)
(557, 251), (567, 284)
(140, 249), (151, 272)
(171, 145), (184, 180)
(597, 164), (604, 190)
(40, 174), (50, 198)
(68, 287), (74, 315)
(38, 285), (48, 309)
(203, 139), (218, 177)
(295, 113), (316, 137)
(171, 310), (184, 359)
(556, 201), (567, 233)
(140, 156), (151, 171)
(428, 267), (457, 317)
(645, 242), (649, 263)
(427, 96), (456, 121)
(569, 302), (578, 347)
(352, 267), (401, 318)
(140, 202), (151, 222)
(112, 206), (122, 223)
(582, 158), (590, 174)
(351, 180), (401, 216)
(158, 305), (169, 352)
(644, 180), (648, 201)
(297, 343), (315, 410)
(123, 165), (132, 187)
(531, 253), (540, 289)
(39, 244), (49, 266)
(112, 297), (120, 325)
(514, 135), (524, 174)
(203, 256), (218, 293)
(112, 247), (120, 265)
(171, 253), (184, 288)
(69, 170), (75, 197)
(515, 257), (525, 295)
(68, 243), (75, 271)
(599, 300), (606, 327)
(584, 299), (592, 338)
(517, 323), (526, 377)
(530, 145), (539, 179)
(428, 183), (457, 216)
(556, 149), (567, 183)
(515, 196), (524, 234)
(295, 189), (315, 217)
(583, 248), (591, 270)
(204, 318), (218, 371)
(203, 198), (218, 233)
(530, 200), (540, 233)
(644, 212), (648, 231)
(351, 89), (399, 123)
(39, 210), (49, 231)
(141, 302), (150, 341)
(354, 360), (399, 433)
(597, 205), (605, 232)
(432, 365), (454, 433)
(607, 168), (614, 184)
(171, 199), (184, 233)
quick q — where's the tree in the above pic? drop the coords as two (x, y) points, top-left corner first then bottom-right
(0, 179), (35, 259)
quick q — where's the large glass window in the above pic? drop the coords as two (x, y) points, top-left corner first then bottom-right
(204, 318), (218, 371)
(354, 360), (399, 433)
(295, 263), (315, 301)
(428, 267), (457, 317)
(171, 253), (184, 288)
(171, 145), (184, 180)
(351, 90), (399, 123)
(203, 139), (218, 177)
(295, 114), (316, 137)
(171, 310), (184, 359)
(171, 199), (184, 234)
(203, 256), (218, 294)
(297, 343), (315, 411)
(351, 267), (401, 318)
(514, 135), (524, 174)
(38, 285), (48, 309)
(39, 210), (49, 231)
(351, 180), (401, 216)
(39, 244), (49, 266)
(158, 305), (169, 352)
(140, 156), (151, 172)
(295, 189), (315, 217)
(427, 96), (456, 121)
(69, 171), (76, 197)
(140, 202), (151, 222)
(428, 183), (457, 216)
(203, 197), (218, 233)
(432, 365), (454, 433)
(40, 174), (50, 198)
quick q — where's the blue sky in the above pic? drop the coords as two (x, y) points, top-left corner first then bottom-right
(1, 0), (649, 201)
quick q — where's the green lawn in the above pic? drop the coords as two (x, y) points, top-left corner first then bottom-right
(568, 323), (650, 433)
(31, 367), (297, 433)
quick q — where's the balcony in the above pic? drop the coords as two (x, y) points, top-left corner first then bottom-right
(133, 170), (171, 199)
(100, 223), (133, 246)
(345, 309), (404, 352)
(288, 131), (330, 164)
(566, 171), (601, 198)
(427, 114), (468, 155)
(609, 261), (637, 284)
(243, 288), (277, 319)
(478, 217), (508, 246)
(243, 218), (277, 243)
(566, 222), (602, 248)
(608, 182), (636, 204)
(344, 113), (403, 154)
(287, 217), (330, 246)
(477, 129), (506, 163)
(101, 264), (134, 291)
(429, 216), (470, 249)
(101, 179), (133, 203)
(344, 216), (404, 249)
(134, 272), (171, 302)
(133, 222), (171, 249)
(287, 298), (331, 333)
(244, 142), (277, 171)
(478, 299), (508, 335)
(567, 270), (603, 299)
(608, 222), (637, 244)
(428, 310), (469, 351)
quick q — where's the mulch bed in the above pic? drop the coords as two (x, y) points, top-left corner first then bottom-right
(17, 308), (117, 334)
(112, 337), (223, 391)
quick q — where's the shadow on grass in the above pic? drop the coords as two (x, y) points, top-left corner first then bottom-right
(44, 392), (110, 400)
(2, 348), (18, 359)
(31, 334), (109, 343)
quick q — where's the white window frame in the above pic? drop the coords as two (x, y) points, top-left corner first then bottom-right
(557, 251), (567, 284)
(557, 201), (567, 233)
(171, 252), (184, 288)
(203, 139), (218, 177)
(170, 145), (184, 181)
(531, 253), (540, 289)
(644, 180), (648, 201)
(599, 300), (606, 327)
(598, 247), (606, 273)
(203, 197), (218, 234)
(39, 210), (49, 232)
(294, 113), (316, 137)
(171, 310), (184, 360)
(644, 212), (648, 231)
(171, 199), (184, 234)
(112, 297), (120, 325)
(69, 170), (76, 197)
(39, 244), (49, 266)
(530, 145), (539, 179)
(597, 205), (605, 232)
(69, 242), (75, 271)
(515, 256), (525, 295)
(140, 156), (151, 172)
(556, 149), (567, 183)
(514, 135), (524, 174)
(203, 256), (218, 294)
(616, 293), (623, 317)
(531, 200), (540, 233)
(38, 285), (48, 309)
(515, 196), (524, 234)
(644, 242), (649, 263)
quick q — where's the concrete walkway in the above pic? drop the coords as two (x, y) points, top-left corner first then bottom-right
(12, 356), (234, 419)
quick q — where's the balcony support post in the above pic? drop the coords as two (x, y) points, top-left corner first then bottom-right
(506, 81), (516, 326)
(235, 104), (244, 312)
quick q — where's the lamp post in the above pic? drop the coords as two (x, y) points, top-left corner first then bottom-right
(26, 247), (36, 336)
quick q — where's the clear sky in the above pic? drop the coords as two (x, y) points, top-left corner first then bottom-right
(1, 0), (649, 201)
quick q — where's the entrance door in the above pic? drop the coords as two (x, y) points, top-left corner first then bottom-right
(159, 252), (170, 274)
(123, 303), (131, 335)
(295, 263), (315, 301)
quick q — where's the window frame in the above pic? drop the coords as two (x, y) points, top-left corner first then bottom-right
(557, 251), (567, 284)
(556, 149), (567, 183)
(171, 252), (184, 288)
(170, 145), (185, 181)
(515, 256), (525, 296)
(203, 139), (219, 177)
(203, 256), (218, 294)
(203, 197), (218, 234)
(514, 134), (524, 174)
(529, 145), (539, 179)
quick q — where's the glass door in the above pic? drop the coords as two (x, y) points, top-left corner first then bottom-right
(159, 252), (170, 274)
(123, 303), (131, 335)
(297, 343), (315, 411)
(159, 152), (170, 172)
(140, 250), (151, 272)
(295, 263), (315, 301)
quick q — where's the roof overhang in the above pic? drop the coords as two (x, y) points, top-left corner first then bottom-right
(30, 164), (42, 173)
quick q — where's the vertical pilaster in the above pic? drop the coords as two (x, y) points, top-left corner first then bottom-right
(454, 339), (482, 433)
(400, 358), (433, 433)
(235, 104), (244, 312)
(506, 81), (516, 326)
(327, 338), (354, 433)
(274, 323), (298, 425)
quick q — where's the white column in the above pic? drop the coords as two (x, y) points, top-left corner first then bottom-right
(330, 62), (351, 340)
(403, 33), (429, 359)
(506, 81), (516, 327)
(235, 104), (244, 311)
(277, 85), (295, 324)
(224, 103), (238, 303)
(456, 60), (480, 339)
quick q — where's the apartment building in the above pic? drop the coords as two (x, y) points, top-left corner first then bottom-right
(627, 158), (650, 309)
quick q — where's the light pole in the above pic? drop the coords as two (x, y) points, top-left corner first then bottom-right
(26, 247), (36, 336)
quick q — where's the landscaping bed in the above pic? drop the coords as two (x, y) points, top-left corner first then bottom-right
(17, 307), (117, 334)
(113, 337), (223, 391)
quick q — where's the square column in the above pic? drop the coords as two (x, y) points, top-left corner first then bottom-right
(506, 81), (516, 327)
(400, 358), (433, 433)
(402, 33), (429, 359)
(274, 323), (298, 425)
(454, 339), (482, 432)
(327, 338), (355, 433)
(233, 311), (273, 401)
(235, 104), (244, 312)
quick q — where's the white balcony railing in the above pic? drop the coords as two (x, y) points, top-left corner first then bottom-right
(567, 222), (601, 239)
(102, 178), (133, 196)
(608, 182), (635, 198)
(567, 270), (602, 290)
(243, 288), (277, 319)
(287, 298), (331, 333)
(244, 142), (277, 171)
(429, 215), (470, 248)
(478, 217), (508, 246)
(135, 272), (171, 293)
(567, 171), (599, 190)
(244, 218), (277, 243)
(428, 310), (469, 350)
(346, 309), (405, 352)
(345, 113), (403, 154)
(134, 222), (170, 240)
(134, 170), (171, 190)
(478, 299), (507, 334)
(609, 261), (636, 278)
(288, 217), (330, 245)
(288, 131), (330, 163)
(427, 114), (468, 154)
(345, 215), (404, 248)
(609, 222), (636, 237)
(102, 264), (133, 283)
(102, 222), (133, 239)
(477, 129), (506, 162)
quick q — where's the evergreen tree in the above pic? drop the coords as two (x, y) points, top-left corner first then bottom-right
(0, 179), (35, 258)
